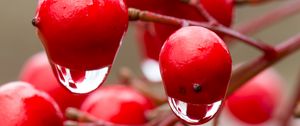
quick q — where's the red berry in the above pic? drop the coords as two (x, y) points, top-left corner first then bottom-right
(226, 68), (283, 124)
(34, 0), (128, 70)
(34, 0), (128, 93)
(81, 85), (154, 125)
(19, 52), (88, 112)
(0, 81), (63, 126)
(160, 26), (232, 104)
(159, 26), (231, 124)
(154, 0), (234, 42)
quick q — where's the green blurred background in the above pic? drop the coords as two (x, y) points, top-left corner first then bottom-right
(0, 1), (299, 126)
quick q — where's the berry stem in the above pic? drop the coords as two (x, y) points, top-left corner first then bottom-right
(234, 0), (279, 5)
(235, 0), (300, 35)
(64, 121), (79, 126)
(128, 8), (275, 54)
(180, 0), (219, 25)
(65, 108), (122, 126)
(117, 67), (167, 105)
(228, 33), (300, 96)
(156, 114), (179, 126)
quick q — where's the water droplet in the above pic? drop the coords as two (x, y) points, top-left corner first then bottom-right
(168, 97), (222, 125)
(141, 58), (162, 82)
(51, 62), (111, 94)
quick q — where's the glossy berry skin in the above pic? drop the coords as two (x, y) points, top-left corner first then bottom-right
(226, 69), (283, 124)
(159, 26), (232, 104)
(19, 52), (88, 112)
(34, 0), (128, 70)
(155, 0), (234, 42)
(81, 85), (154, 125)
(0, 81), (63, 126)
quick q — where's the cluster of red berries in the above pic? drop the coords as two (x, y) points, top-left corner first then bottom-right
(0, 52), (154, 126)
(0, 0), (285, 125)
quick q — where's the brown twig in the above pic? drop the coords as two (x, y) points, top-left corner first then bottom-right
(117, 67), (167, 105)
(128, 8), (275, 55)
(235, 0), (280, 5)
(180, 0), (219, 25)
(157, 114), (179, 126)
(295, 102), (300, 118)
(65, 108), (124, 126)
(228, 33), (300, 96)
(146, 103), (170, 120)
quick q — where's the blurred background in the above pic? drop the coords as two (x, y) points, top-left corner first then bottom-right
(0, 1), (299, 126)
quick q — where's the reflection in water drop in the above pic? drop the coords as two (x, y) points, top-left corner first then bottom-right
(51, 62), (110, 94)
(141, 58), (162, 82)
(168, 97), (222, 125)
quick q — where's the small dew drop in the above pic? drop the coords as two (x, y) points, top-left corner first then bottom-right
(51, 62), (111, 94)
(168, 97), (222, 125)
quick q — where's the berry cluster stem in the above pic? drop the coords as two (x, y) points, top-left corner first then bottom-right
(128, 8), (275, 54)
(180, 0), (219, 25)
(228, 33), (300, 96)
(235, 0), (279, 5)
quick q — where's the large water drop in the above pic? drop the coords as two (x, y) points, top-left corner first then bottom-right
(141, 58), (162, 82)
(51, 62), (110, 94)
(168, 97), (222, 125)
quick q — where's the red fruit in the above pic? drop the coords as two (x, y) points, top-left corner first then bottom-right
(155, 0), (234, 42)
(226, 68), (283, 124)
(19, 52), (88, 112)
(34, 0), (128, 70)
(159, 26), (231, 124)
(81, 85), (154, 125)
(160, 26), (232, 104)
(0, 81), (63, 126)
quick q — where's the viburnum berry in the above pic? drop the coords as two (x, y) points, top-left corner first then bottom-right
(226, 68), (283, 124)
(19, 52), (87, 112)
(134, 0), (233, 82)
(0, 81), (63, 126)
(33, 0), (128, 93)
(159, 26), (232, 124)
(81, 85), (154, 125)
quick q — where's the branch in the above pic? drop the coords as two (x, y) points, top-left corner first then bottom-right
(65, 108), (121, 126)
(128, 8), (275, 54)
(117, 67), (167, 105)
(227, 33), (300, 96)
(235, 0), (280, 6)
(180, 0), (219, 24)
(236, 0), (300, 35)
